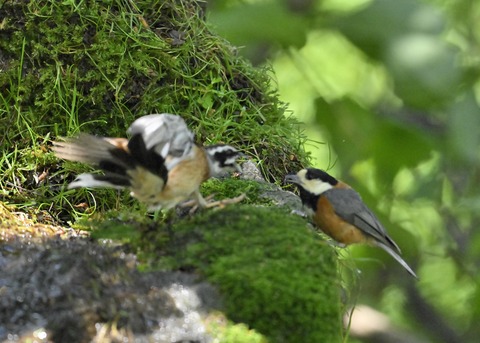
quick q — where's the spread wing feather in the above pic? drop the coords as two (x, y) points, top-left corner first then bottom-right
(127, 113), (194, 170)
(52, 134), (132, 168)
(53, 113), (194, 191)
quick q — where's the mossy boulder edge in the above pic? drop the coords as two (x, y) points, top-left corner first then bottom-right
(161, 205), (342, 343)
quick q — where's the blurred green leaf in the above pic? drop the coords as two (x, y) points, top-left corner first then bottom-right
(446, 91), (480, 164)
(208, 2), (308, 48)
(315, 97), (433, 182)
(370, 120), (433, 182)
(408, 157), (443, 201)
(334, 0), (462, 109)
(314, 97), (375, 169)
(334, 0), (445, 59)
(385, 34), (462, 109)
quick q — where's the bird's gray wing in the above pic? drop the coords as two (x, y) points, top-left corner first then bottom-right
(323, 188), (400, 252)
(127, 113), (195, 169)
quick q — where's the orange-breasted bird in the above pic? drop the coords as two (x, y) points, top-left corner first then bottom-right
(52, 113), (244, 211)
(285, 168), (417, 278)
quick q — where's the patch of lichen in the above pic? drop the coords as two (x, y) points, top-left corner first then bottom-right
(148, 205), (343, 343)
(0, 201), (87, 240)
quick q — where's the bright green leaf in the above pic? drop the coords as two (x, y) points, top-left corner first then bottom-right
(208, 2), (308, 48)
(386, 34), (462, 109)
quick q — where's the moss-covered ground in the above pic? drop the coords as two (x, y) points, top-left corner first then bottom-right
(166, 205), (342, 342)
(82, 202), (342, 342)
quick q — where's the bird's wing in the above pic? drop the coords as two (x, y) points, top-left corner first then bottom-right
(52, 134), (131, 168)
(52, 114), (194, 197)
(52, 134), (135, 189)
(127, 113), (195, 170)
(323, 188), (401, 253)
(375, 241), (417, 277)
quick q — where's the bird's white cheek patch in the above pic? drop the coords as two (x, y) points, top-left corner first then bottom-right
(225, 157), (237, 165)
(304, 179), (333, 195)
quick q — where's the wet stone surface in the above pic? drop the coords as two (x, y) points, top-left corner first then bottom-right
(0, 236), (220, 342)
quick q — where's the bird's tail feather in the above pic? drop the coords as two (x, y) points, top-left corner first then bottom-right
(53, 133), (167, 190)
(376, 241), (418, 278)
(52, 134), (129, 166)
(68, 173), (129, 189)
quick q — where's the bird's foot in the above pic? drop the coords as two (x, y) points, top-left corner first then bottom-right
(205, 193), (246, 209)
(180, 193), (246, 214)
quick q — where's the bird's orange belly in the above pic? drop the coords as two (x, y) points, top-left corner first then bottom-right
(314, 196), (367, 245)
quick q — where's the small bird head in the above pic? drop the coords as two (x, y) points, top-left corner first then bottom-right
(205, 145), (243, 176)
(284, 168), (338, 195)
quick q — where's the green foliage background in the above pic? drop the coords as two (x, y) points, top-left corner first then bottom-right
(209, 0), (480, 342)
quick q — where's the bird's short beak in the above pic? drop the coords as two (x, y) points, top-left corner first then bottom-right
(284, 173), (300, 185)
(235, 163), (243, 174)
(234, 152), (247, 173)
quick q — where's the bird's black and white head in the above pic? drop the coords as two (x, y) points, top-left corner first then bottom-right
(285, 168), (338, 196)
(205, 144), (243, 177)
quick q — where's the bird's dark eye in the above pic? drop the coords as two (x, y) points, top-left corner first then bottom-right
(305, 169), (316, 180)
(225, 150), (238, 157)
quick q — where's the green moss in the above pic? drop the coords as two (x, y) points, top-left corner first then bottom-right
(206, 312), (268, 343)
(0, 0), (308, 220)
(158, 206), (342, 343)
(200, 178), (273, 205)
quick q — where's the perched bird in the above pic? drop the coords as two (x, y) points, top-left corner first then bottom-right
(285, 168), (417, 278)
(52, 113), (244, 211)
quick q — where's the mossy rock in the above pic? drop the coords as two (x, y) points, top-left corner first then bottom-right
(145, 205), (343, 343)
(7, 188), (344, 341)
(1, 178), (343, 341)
